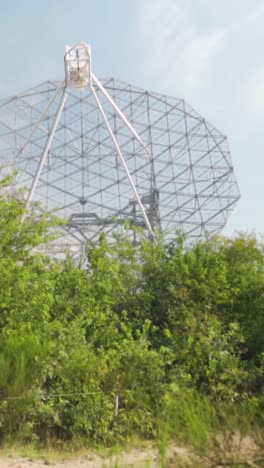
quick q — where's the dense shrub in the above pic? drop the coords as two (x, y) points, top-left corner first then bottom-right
(0, 184), (263, 444)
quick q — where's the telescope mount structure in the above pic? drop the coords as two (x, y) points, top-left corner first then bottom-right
(0, 43), (240, 254)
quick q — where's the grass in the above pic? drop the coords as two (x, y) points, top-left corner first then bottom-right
(0, 434), (263, 467)
(0, 437), (158, 466)
(0, 394), (264, 467)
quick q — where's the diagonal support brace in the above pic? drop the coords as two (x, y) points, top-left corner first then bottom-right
(91, 84), (156, 243)
(21, 87), (68, 225)
(15, 81), (65, 161)
(92, 73), (150, 157)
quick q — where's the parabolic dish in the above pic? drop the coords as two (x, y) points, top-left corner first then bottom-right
(0, 45), (240, 252)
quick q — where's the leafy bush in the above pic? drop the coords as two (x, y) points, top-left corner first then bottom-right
(0, 185), (263, 446)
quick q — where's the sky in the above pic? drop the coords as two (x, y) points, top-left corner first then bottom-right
(0, 0), (263, 236)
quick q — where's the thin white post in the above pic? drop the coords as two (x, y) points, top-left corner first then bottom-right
(91, 85), (156, 243)
(115, 394), (119, 417)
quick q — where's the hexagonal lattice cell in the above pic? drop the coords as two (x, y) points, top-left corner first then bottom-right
(0, 77), (240, 250)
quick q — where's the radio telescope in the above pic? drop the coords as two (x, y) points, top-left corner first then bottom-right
(0, 43), (240, 252)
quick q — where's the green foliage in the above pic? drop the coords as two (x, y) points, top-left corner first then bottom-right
(158, 386), (217, 452)
(0, 183), (263, 448)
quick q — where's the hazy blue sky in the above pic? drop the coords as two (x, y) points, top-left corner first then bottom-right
(0, 0), (263, 236)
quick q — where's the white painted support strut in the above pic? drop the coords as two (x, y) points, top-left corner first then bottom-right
(92, 73), (150, 156)
(21, 87), (68, 225)
(15, 81), (65, 160)
(91, 84), (156, 243)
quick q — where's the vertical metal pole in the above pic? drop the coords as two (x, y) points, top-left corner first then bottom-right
(91, 85), (156, 243)
(92, 73), (150, 156)
(21, 87), (68, 224)
(115, 395), (119, 417)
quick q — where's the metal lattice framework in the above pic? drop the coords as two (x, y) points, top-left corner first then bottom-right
(0, 43), (240, 252)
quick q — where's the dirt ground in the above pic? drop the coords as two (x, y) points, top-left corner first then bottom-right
(0, 445), (191, 467)
(0, 449), (160, 467)
(0, 434), (263, 467)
